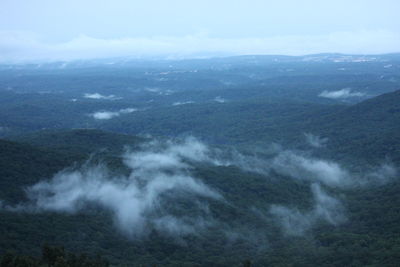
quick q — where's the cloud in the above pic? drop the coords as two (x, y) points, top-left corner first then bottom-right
(91, 108), (137, 120)
(319, 88), (366, 99)
(91, 111), (120, 120)
(214, 96), (226, 103)
(270, 183), (346, 236)
(216, 148), (274, 175)
(363, 164), (398, 185)
(304, 133), (328, 148)
(144, 88), (174, 96)
(83, 93), (121, 100)
(214, 147), (351, 187)
(271, 151), (351, 187)
(145, 88), (161, 93)
(7, 137), (222, 238)
(270, 151), (396, 188)
(3, 136), (397, 240)
(220, 147), (397, 188)
(1, 30), (399, 63)
(173, 101), (195, 106)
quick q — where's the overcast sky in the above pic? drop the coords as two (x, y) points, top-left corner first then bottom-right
(1, 0), (399, 62)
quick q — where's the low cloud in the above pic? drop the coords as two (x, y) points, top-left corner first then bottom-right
(216, 148), (274, 175)
(7, 137), (222, 238)
(304, 133), (328, 148)
(83, 93), (122, 100)
(145, 87), (161, 93)
(271, 151), (352, 187)
(144, 88), (174, 96)
(319, 88), (365, 99)
(221, 147), (397, 188)
(173, 101), (195, 106)
(3, 137), (397, 240)
(214, 96), (226, 103)
(215, 147), (351, 187)
(91, 108), (137, 120)
(270, 183), (346, 236)
(363, 164), (397, 185)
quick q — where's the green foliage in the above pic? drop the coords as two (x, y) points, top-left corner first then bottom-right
(0, 139), (85, 202)
(1, 56), (400, 266)
(1, 129), (400, 266)
(0, 245), (108, 267)
(8, 129), (146, 156)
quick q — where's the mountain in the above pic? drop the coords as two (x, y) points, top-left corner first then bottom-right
(1, 55), (400, 266)
(1, 53), (399, 70)
(0, 139), (83, 202)
(1, 53), (399, 139)
(312, 89), (400, 163)
(8, 129), (146, 155)
(1, 127), (400, 266)
(1, 129), (146, 202)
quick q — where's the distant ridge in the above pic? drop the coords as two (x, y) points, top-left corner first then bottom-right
(1, 52), (399, 69)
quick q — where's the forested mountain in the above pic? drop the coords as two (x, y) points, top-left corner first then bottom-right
(1, 55), (400, 266)
(1, 53), (399, 136)
(8, 129), (146, 155)
(311, 90), (400, 163)
(0, 139), (84, 202)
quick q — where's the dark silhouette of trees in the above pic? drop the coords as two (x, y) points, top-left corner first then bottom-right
(1, 245), (109, 267)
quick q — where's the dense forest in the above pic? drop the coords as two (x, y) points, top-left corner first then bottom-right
(1, 54), (400, 266)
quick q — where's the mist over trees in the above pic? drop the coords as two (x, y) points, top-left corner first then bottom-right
(1, 55), (400, 266)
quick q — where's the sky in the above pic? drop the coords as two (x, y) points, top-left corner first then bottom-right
(0, 0), (399, 62)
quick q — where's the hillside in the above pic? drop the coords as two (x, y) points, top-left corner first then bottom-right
(95, 89), (400, 164)
(8, 128), (146, 155)
(0, 139), (84, 202)
(1, 56), (400, 266)
(1, 54), (399, 138)
(1, 127), (400, 266)
(313, 89), (400, 163)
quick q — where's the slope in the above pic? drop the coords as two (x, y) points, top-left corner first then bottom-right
(0, 139), (84, 202)
(7, 128), (146, 155)
(313, 89), (400, 163)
